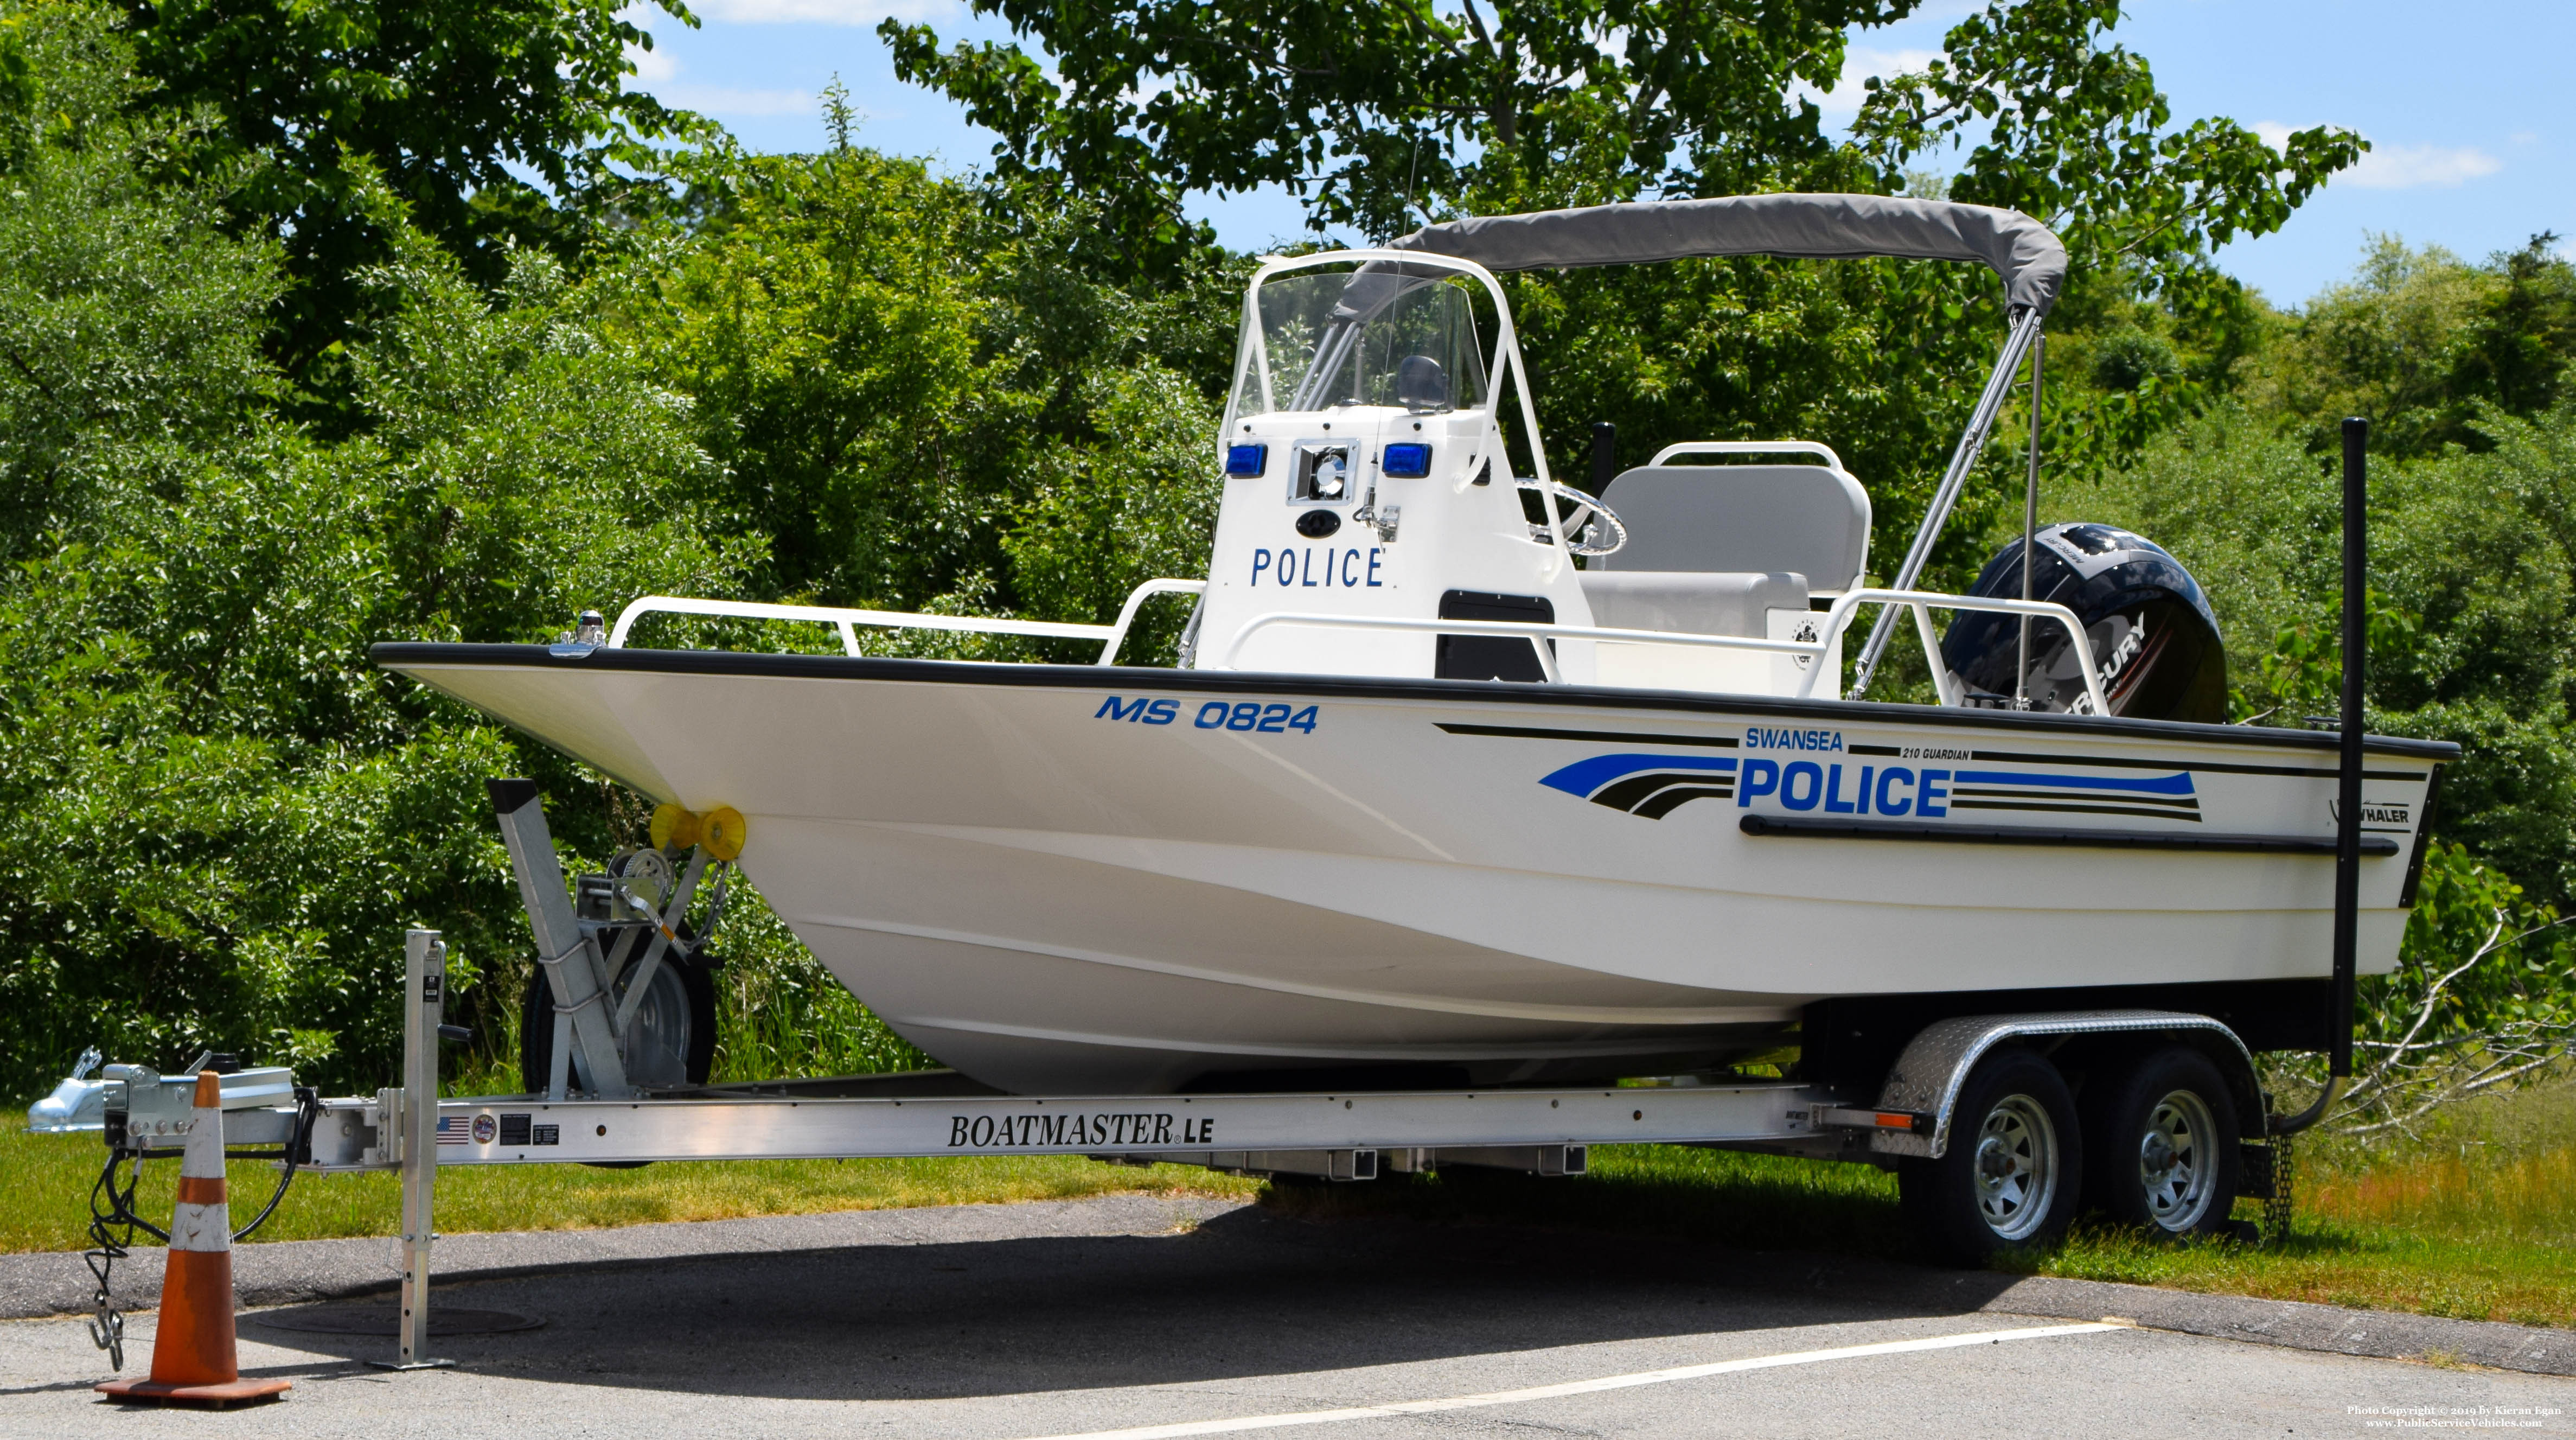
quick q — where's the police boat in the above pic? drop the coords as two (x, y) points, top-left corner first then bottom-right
(376, 193), (2453, 1095)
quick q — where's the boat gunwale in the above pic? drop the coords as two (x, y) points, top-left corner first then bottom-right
(370, 641), (2461, 763)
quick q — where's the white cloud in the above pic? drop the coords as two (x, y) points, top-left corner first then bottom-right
(626, 42), (677, 84)
(660, 85), (820, 117)
(617, 29), (817, 119)
(1792, 47), (1944, 119)
(690, 0), (954, 23)
(2254, 121), (2501, 190)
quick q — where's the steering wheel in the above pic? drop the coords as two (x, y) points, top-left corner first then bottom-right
(1519, 476), (1628, 557)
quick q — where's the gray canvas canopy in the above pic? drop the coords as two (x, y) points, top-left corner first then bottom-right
(1389, 193), (2067, 318)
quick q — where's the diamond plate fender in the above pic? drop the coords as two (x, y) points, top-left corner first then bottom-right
(1870, 1009), (2259, 1159)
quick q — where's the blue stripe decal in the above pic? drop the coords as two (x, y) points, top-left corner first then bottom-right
(1952, 769), (2196, 796)
(1541, 753), (1739, 797)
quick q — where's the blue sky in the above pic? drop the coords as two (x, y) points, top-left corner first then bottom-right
(625, 0), (2571, 308)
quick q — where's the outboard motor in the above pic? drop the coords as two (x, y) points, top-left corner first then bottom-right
(1940, 522), (2227, 722)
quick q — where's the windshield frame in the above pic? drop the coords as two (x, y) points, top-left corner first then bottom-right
(1222, 250), (1565, 552)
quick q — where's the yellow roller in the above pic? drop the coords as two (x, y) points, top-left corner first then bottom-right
(702, 806), (748, 861)
(650, 803), (703, 852)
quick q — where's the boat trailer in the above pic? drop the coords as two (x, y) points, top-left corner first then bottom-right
(41, 772), (2315, 1369)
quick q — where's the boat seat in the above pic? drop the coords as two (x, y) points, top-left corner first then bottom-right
(1578, 570), (1808, 638)
(1593, 462), (1871, 594)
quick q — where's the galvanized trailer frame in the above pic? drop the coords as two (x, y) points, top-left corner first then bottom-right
(92, 920), (2261, 1369)
(102, 927), (1864, 1368)
(70, 778), (2297, 1370)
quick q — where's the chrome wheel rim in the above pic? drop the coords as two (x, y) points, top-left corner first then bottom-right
(622, 964), (695, 1088)
(1972, 1093), (2060, 1241)
(2136, 1088), (2218, 1232)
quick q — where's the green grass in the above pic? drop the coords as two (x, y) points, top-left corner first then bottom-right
(0, 1114), (1256, 1256)
(11, 1081), (2574, 1329)
(2019, 1082), (2576, 1327)
(1248, 1081), (2576, 1329)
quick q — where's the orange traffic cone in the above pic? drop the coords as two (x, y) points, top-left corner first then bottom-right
(95, 1070), (292, 1407)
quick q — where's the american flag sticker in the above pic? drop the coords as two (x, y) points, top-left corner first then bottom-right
(436, 1116), (471, 1146)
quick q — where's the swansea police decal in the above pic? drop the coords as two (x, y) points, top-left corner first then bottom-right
(1541, 736), (2201, 825)
(1541, 754), (1740, 818)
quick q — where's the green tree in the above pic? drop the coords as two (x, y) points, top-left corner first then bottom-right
(1851, 1), (2357, 296)
(2038, 396), (2576, 903)
(0, 3), (280, 568)
(605, 141), (1236, 614)
(888, 0), (1900, 251)
(2249, 235), (2576, 458)
(888, 0), (2356, 273)
(890, 0), (2355, 595)
(0, 1), (747, 1100)
(120, 0), (705, 388)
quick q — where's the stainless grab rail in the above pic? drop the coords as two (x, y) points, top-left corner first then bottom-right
(1218, 588), (2108, 712)
(608, 579), (1208, 666)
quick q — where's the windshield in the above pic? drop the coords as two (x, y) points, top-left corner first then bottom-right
(1223, 265), (1490, 432)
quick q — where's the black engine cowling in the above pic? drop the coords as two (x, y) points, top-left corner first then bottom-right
(1938, 522), (2227, 723)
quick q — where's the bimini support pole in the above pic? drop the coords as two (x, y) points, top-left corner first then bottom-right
(2015, 333), (2044, 709)
(2272, 416), (2370, 1140)
(1851, 306), (2044, 697)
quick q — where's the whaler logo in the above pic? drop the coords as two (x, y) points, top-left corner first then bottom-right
(2330, 800), (2412, 830)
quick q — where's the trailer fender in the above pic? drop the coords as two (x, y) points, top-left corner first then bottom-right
(1867, 1010), (2259, 1159)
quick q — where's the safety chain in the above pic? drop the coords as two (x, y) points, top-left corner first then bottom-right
(80, 1087), (320, 1370)
(2262, 1133), (2297, 1247)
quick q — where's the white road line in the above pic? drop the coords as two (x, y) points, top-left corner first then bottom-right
(1024, 1323), (2124, 1440)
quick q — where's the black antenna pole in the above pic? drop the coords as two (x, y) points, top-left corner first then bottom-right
(1589, 423), (1617, 495)
(2331, 416), (2368, 1080)
(2273, 416), (2370, 1138)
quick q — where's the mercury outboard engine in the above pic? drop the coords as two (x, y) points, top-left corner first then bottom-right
(1939, 522), (2227, 722)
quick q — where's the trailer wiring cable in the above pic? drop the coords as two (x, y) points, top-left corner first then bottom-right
(2265, 1074), (2342, 1138)
(81, 1086), (321, 1369)
(227, 1085), (324, 1243)
(82, 1150), (158, 1369)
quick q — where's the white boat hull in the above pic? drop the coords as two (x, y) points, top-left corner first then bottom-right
(381, 645), (2450, 1094)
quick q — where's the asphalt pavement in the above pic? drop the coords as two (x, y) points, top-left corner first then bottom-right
(5, 1195), (2573, 1438)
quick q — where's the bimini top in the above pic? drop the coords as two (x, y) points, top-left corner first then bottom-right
(1390, 192), (2067, 318)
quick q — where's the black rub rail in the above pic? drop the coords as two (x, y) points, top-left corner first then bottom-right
(1738, 813), (2403, 856)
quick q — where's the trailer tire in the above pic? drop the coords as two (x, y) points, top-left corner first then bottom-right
(519, 952), (718, 1095)
(1898, 1047), (2081, 1265)
(2081, 1046), (2240, 1240)
(518, 966), (554, 1097)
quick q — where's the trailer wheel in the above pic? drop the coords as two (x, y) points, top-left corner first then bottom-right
(520, 953), (718, 1095)
(619, 954), (718, 1089)
(1899, 1048), (2081, 1264)
(2081, 1046), (2240, 1239)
